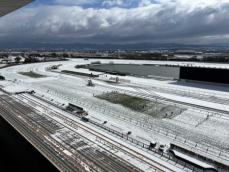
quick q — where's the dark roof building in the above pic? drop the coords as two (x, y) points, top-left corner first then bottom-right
(0, 0), (33, 17)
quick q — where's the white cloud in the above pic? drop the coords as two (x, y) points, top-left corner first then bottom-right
(52, 0), (96, 5)
(1, 0), (229, 45)
(102, 0), (124, 7)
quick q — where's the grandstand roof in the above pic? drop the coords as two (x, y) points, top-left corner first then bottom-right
(0, 0), (33, 17)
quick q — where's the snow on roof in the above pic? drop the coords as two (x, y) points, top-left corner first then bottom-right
(172, 150), (216, 169)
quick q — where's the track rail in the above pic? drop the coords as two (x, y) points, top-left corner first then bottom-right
(96, 82), (229, 116)
(17, 93), (180, 172)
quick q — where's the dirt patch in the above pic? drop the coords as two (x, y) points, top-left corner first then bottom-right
(96, 91), (185, 119)
(19, 71), (46, 78)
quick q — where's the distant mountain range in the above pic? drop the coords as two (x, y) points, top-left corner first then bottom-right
(1, 42), (229, 50)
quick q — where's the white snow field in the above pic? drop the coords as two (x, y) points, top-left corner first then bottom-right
(1, 58), (229, 171)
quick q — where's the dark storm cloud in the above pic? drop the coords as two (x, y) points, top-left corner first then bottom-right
(1, 0), (229, 45)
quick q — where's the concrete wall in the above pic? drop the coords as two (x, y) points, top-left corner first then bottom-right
(180, 66), (229, 84)
(89, 64), (180, 79)
(89, 63), (229, 84)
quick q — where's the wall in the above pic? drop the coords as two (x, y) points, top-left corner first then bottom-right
(180, 67), (229, 84)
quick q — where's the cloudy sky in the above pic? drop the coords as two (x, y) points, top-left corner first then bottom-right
(1, 0), (229, 46)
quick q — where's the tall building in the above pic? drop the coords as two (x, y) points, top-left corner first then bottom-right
(0, 0), (33, 17)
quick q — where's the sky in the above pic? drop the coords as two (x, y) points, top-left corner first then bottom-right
(1, 0), (229, 47)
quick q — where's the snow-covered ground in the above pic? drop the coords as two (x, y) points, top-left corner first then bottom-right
(1, 58), (229, 171)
